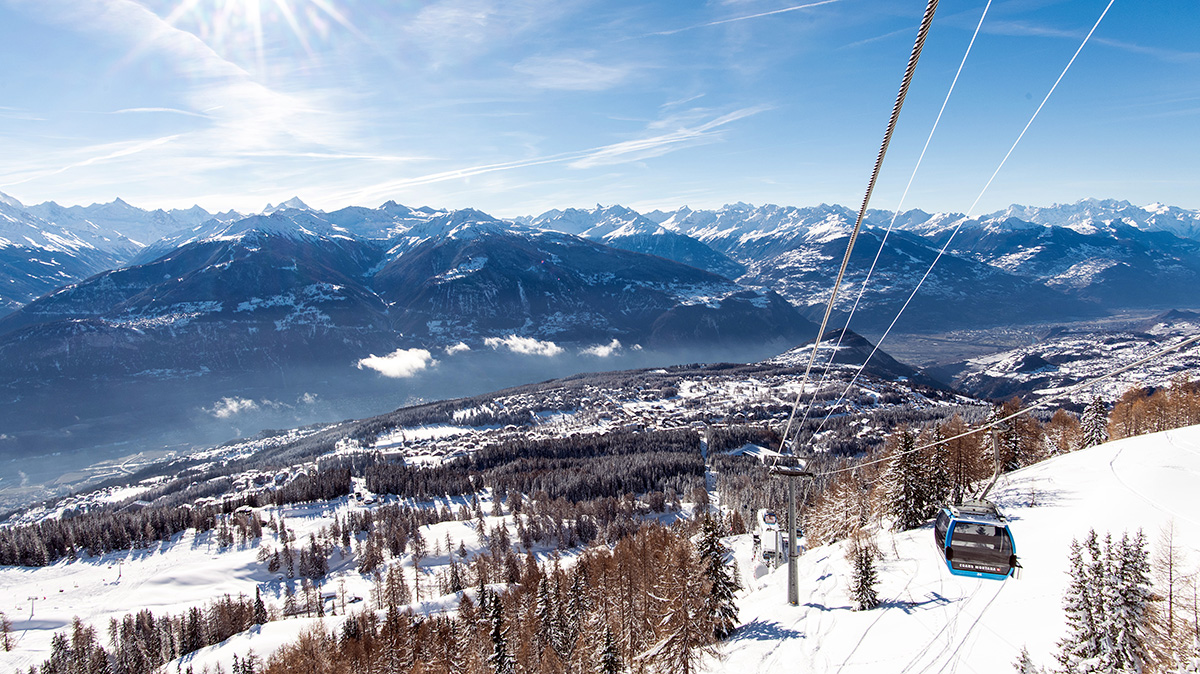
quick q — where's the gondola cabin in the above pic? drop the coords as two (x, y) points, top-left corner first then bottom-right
(934, 500), (1018, 580)
(758, 509), (780, 531)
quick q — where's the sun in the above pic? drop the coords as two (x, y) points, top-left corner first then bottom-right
(156, 0), (363, 76)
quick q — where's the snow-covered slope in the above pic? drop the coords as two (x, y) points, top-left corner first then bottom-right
(715, 425), (1200, 673)
(933, 311), (1200, 400)
(0, 197), (122, 315)
(3, 423), (1196, 674)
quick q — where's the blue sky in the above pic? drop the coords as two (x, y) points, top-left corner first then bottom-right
(0, 0), (1196, 216)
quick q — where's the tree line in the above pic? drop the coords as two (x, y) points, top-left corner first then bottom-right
(23, 591), (271, 674)
(0, 467), (350, 567)
(261, 519), (737, 674)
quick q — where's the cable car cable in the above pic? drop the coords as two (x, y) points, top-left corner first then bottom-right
(808, 0), (1118, 440)
(795, 0), (994, 433)
(776, 0), (941, 459)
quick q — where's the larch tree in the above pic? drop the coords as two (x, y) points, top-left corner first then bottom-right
(640, 542), (715, 674)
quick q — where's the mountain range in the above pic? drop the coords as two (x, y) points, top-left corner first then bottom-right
(2, 192), (1198, 385)
(0, 200), (813, 385)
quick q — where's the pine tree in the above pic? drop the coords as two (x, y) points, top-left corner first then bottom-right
(253, 588), (268, 626)
(1057, 529), (1151, 673)
(487, 594), (515, 674)
(597, 625), (622, 674)
(534, 575), (558, 654)
(1058, 536), (1098, 672)
(697, 516), (740, 639)
(1013, 645), (1040, 673)
(847, 533), (879, 611)
(449, 557), (465, 594)
(883, 428), (930, 531)
(1080, 397), (1109, 449)
(1107, 530), (1151, 672)
(926, 426), (952, 508)
(0, 611), (12, 652)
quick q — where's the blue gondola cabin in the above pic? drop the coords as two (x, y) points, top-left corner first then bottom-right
(934, 500), (1019, 580)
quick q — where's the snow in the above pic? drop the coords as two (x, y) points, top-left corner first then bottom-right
(4, 414), (1199, 674)
(708, 425), (1200, 673)
(723, 443), (782, 461)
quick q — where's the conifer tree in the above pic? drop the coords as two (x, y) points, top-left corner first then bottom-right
(487, 594), (515, 674)
(1012, 645), (1040, 673)
(1080, 397), (1109, 449)
(0, 611), (12, 652)
(926, 426), (952, 508)
(1108, 530), (1150, 672)
(1057, 529), (1151, 673)
(847, 533), (879, 611)
(597, 624), (622, 674)
(1058, 536), (1101, 672)
(697, 516), (740, 639)
(253, 587), (268, 626)
(449, 557), (465, 594)
(883, 428), (930, 531)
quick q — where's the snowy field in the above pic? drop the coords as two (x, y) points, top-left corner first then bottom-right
(1, 425), (1198, 673)
(715, 425), (1200, 673)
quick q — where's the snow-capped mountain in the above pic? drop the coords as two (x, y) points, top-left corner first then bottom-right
(985, 198), (1200, 240)
(0, 195), (123, 316)
(530, 204), (745, 279)
(658, 202), (873, 258)
(23, 198), (212, 256)
(936, 220), (1200, 309)
(262, 196), (316, 214)
(0, 224), (391, 381)
(551, 202), (1100, 332)
(886, 199), (1200, 242)
(0, 208), (817, 382)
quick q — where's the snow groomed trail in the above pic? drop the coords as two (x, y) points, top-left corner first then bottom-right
(713, 426), (1200, 674)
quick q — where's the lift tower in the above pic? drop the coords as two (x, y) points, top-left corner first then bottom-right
(769, 463), (813, 605)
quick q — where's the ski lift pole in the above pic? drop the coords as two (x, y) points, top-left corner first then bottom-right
(770, 464), (814, 606)
(978, 422), (1009, 501)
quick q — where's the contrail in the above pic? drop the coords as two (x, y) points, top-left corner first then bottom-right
(650, 0), (841, 37)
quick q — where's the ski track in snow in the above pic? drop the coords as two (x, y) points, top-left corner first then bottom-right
(709, 425), (1200, 674)
(1108, 431), (1200, 528)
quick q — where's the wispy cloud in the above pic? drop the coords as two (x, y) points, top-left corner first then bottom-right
(514, 53), (634, 91)
(984, 20), (1200, 63)
(0, 106), (46, 122)
(331, 105), (768, 205)
(569, 105), (770, 168)
(649, 0), (841, 37)
(2, 135), (181, 187)
(109, 107), (210, 118)
(4, 0), (363, 177)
